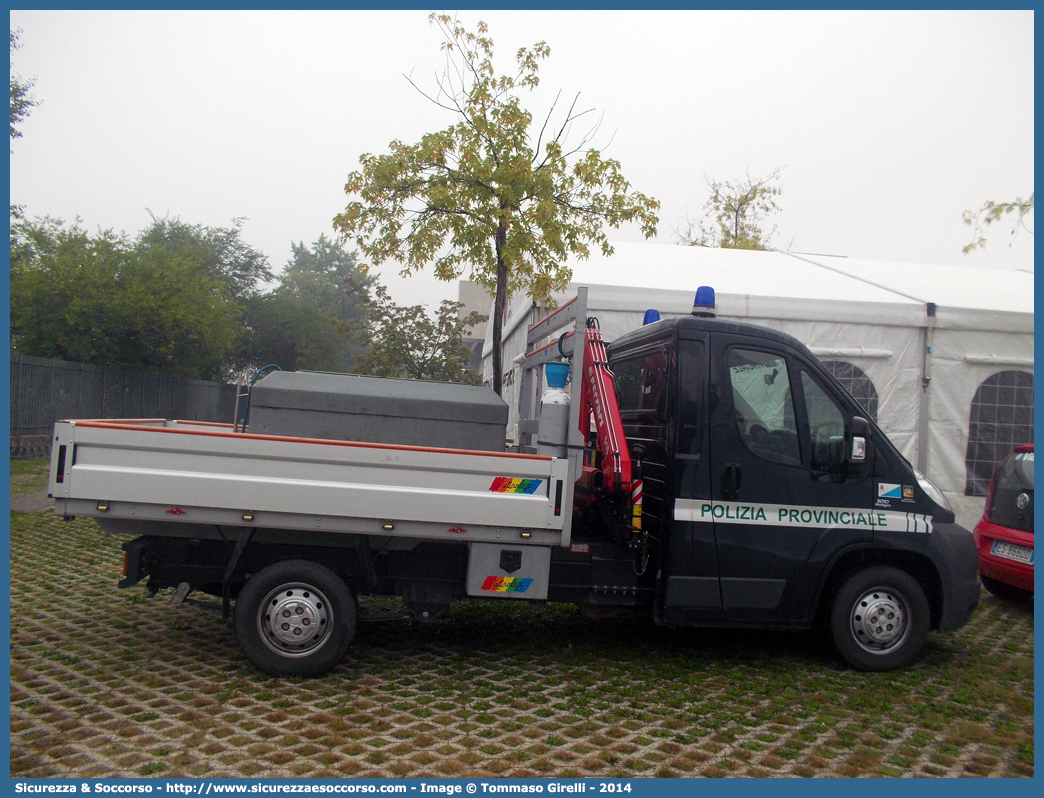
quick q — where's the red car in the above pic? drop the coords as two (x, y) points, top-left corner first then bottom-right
(973, 444), (1034, 601)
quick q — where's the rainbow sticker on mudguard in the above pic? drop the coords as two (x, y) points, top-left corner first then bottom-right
(481, 576), (534, 593)
(489, 477), (542, 494)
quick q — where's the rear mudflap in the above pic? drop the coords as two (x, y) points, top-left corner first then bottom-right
(119, 536), (150, 588)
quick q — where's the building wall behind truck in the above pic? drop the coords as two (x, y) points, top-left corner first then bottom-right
(458, 280), (494, 378)
(10, 354), (238, 457)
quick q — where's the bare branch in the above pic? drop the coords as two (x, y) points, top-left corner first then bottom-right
(532, 89), (562, 162)
(558, 110), (602, 161)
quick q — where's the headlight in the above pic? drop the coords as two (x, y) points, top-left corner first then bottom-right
(915, 468), (953, 515)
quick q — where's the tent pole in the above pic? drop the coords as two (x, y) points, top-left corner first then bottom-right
(917, 303), (936, 473)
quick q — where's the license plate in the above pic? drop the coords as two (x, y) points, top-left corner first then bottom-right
(992, 540), (1035, 565)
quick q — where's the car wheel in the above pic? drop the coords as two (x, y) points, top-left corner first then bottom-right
(234, 560), (356, 677)
(829, 565), (930, 672)
(981, 575), (1033, 603)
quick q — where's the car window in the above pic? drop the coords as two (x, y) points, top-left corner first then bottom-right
(990, 450), (1034, 532)
(727, 348), (800, 465)
(998, 450), (1034, 491)
(801, 371), (846, 471)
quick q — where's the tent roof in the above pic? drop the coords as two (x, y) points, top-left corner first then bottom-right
(487, 243), (1033, 357)
(557, 242), (1033, 333)
(797, 253), (1034, 314)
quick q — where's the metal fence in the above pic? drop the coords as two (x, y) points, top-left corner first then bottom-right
(10, 355), (238, 457)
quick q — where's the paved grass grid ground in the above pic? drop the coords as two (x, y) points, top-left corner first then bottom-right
(9, 459), (1034, 779)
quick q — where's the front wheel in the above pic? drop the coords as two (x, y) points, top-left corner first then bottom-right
(234, 560), (356, 677)
(829, 565), (929, 671)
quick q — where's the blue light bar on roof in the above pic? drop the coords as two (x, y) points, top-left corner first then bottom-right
(692, 286), (717, 318)
(643, 309), (660, 325)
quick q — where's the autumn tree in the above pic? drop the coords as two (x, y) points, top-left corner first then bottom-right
(677, 167), (783, 250)
(351, 283), (485, 385)
(962, 194), (1034, 253)
(333, 14), (659, 395)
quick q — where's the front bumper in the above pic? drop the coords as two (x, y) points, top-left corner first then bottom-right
(929, 523), (981, 632)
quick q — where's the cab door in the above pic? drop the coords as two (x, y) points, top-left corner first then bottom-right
(707, 333), (874, 623)
(615, 332), (724, 624)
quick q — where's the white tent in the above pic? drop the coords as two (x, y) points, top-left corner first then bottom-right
(481, 242), (1034, 527)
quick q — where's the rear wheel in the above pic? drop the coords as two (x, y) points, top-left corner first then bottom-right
(829, 566), (929, 671)
(234, 560), (356, 677)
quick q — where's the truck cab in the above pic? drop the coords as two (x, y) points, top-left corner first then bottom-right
(600, 310), (980, 670)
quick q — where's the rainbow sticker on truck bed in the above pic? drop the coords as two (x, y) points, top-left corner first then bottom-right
(489, 477), (542, 494)
(481, 576), (534, 593)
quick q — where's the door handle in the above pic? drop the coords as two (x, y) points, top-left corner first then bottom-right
(722, 463), (742, 500)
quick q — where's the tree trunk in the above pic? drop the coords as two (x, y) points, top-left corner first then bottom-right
(492, 222), (508, 396)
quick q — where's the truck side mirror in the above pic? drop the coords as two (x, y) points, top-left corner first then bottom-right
(848, 416), (872, 476)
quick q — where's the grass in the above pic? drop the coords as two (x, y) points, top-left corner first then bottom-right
(8, 460), (1035, 779)
(9, 456), (50, 499)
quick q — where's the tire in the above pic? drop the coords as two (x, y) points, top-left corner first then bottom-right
(829, 565), (930, 672)
(981, 575), (1033, 603)
(234, 560), (356, 677)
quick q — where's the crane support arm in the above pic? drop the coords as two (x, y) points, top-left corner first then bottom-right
(578, 319), (633, 494)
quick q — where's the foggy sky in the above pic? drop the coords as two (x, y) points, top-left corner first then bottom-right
(9, 10), (1034, 308)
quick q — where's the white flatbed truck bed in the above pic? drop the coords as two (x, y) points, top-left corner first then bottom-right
(49, 418), (573, 548)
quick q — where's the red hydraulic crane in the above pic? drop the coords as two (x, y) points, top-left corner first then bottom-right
(577, 318), (634, 496)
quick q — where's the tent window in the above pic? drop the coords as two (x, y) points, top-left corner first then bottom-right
(965, 370), (1034, 497)
(821, 361), (879, 422)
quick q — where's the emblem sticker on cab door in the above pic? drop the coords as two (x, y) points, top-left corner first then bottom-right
(878, 483), (902, 499)
(878, 483), (916, 504)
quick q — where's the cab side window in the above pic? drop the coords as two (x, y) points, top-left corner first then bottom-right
(613, 345), (670, 419)
(727, 348), (800, 465)
(801, 371), (846, 471)
(614, 356), (645, 412)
